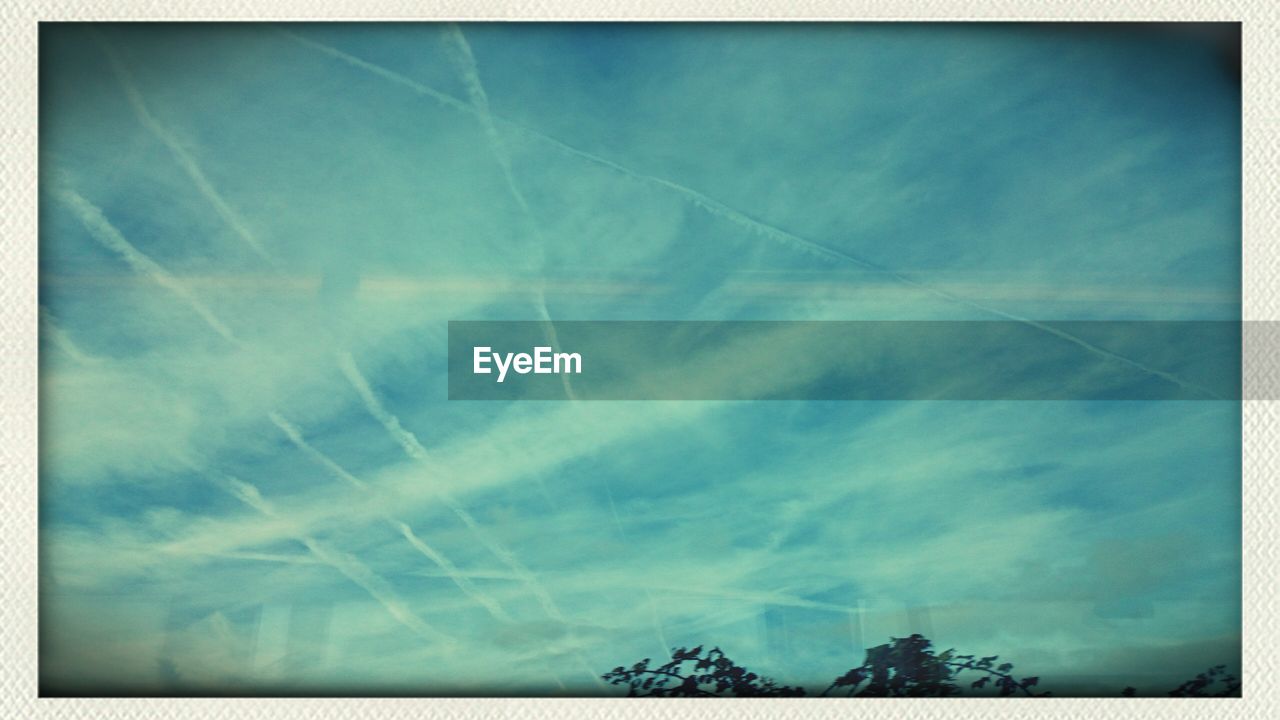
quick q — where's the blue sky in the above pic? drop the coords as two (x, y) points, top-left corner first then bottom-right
(39, 23), (1240, 695)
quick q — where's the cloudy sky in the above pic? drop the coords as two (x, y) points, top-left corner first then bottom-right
(39, 23), (1240, 695)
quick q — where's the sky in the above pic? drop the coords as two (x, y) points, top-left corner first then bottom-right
(38, 22), (1241, 696)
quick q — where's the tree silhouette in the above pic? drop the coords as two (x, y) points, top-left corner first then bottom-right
(604, 633), (1239, 698)
(1123, 664), (1241, 697)
(822, 634), (1044, 697)
(604, 646), (806, 696)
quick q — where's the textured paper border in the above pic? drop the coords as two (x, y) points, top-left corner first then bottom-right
(3, 3), (1274, 718)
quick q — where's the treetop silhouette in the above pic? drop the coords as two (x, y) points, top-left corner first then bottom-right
(603, 633), (1240, 698)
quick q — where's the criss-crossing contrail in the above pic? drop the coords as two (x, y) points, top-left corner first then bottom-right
(440, 17), (673, 655)
(41, 212), (473, 645)
(335, 350), (607, 688)
(334, 351), (561, 619)
(67, 34), (591, 668)
(268, 411), (514, 624)
(285, 30), (1220, 399)
(441, 24), (577, 401)
(53, 185), (242, 347)
(60, 30), (666, 687)
(261, 415), (581, 691)
(92, 31), (276, 265)
(394, 521), (513, 623)
(220, 474), (453, 644)
(441, 24), (525, 219)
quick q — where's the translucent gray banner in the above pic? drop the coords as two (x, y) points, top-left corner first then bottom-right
(448, 321), (1249, 401)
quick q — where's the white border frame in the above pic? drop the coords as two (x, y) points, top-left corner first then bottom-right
(3, 3), (1274, 718)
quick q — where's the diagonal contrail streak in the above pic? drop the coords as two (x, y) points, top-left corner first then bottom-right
(394, 520), (513, 624)
(52, 189), (474, 651)
(72, 34), (586, 664)
(440, 24), (577, 401)
(285, 30), (1221, 399)
(269, 411), (370, 492)
(53, 185), (243, 348)
(335, 351), (561, 619)
(335, 351), (608, 688)
(440, 24), (527, 218)
(92, 32), (277, 265)
(268, 411), (514, 624)
(58, 34), (641, 686)
(219, 474), (454, 644)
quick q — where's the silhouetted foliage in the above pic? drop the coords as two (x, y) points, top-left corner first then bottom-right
(1121, 664), (1240, 697)
(1165, 664), (1241, 697)
(603, 645), (806, 696)
(604, 633), (1238, 698)
(823, 634), (1045, 697)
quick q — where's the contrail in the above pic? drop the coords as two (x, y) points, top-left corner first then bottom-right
(335, 351), (431, 462)
(284, 30), (472, 113)
(440, 24), (577, 401)
(76, 31), (575, 664)
(334, 351), (556, 614)
(78, 38), (579, 665)
(220, 474), (452, 644)
(653, 582), (868, 619)
(268, 411), (514, 624)
(39, 307), (97, 365)
(53, 185), (242, 347)
(394, 521), (512, 623)
(437, 28), (684, 666)
(335, 350), (606, 687)
(33, 322), (465, 631)
(185, 550), (322, 565)
(440, 24), (526, 218)
(55, 187), (475, 645)
(92, 31), (277, 264)
(286, 31), (1219, 398)
(337, 351), (559, 615)
(268, 411), (369, 492)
